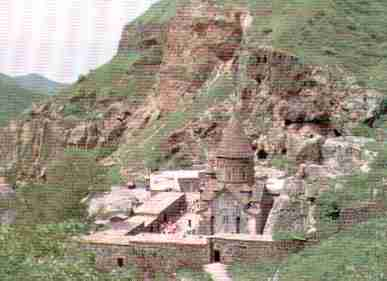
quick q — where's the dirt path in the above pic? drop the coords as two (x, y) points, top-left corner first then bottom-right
(204, 263), (233, 281)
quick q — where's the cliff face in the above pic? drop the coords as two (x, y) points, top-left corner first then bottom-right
(0, 0), (385, 190)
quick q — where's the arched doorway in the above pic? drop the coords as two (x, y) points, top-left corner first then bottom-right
(257, 150), (268, 160)
(214, 250), (221, 263)
(117, 257), (124, 267)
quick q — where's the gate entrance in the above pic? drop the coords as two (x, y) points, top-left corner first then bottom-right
(214, 250), (221, 263)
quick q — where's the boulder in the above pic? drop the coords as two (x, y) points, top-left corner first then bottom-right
(263, 194), (307, 236)
(67, 122), (99, 148)
(283, 177), (305, 198)
(287, 134), (323, 164)
(83, 186), (150, 220)
(0, 182), (16, 225)
(266, 177), (286, 195)
(321, 136), (376, 174)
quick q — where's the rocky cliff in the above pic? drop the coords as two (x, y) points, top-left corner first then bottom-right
(0, 0), (386, 235)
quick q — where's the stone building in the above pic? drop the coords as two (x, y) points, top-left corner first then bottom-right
(128, 192), (186, 234)
(149, 169), (204, 193)
(80, 115), (293, 274)
(197, 115), (267, 235)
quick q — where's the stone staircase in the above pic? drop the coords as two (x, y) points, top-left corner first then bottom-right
(203, 263), (233, 281)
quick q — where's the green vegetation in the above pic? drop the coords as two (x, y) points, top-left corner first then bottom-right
(231, 261), (279, 281)
(62, 103), (85, 117)
(0, 149), (139, 280)
(351, 123), (377, 138)
(0, 221), (138, 281)
(91, 53), (140, 92)
(121, 69), (235, 171)
(135, 0), (190, 25)
(231, 218), (387, 281)
(0, 73), (48, 126)
(273, 230), (307, 241)
(271, 0), (387, 92)
(68, 52), (142, 102)
(270, 155), (290, 170)
(315, 141), (387, 236)
(13, 148), (112, 225)
(176, 268), (213, 281)
(106, 165), (126, 186)
(142, 111), (189, 171)
(13, 73), (68, 96)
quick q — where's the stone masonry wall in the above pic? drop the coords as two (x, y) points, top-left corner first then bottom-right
(210, 238), (311, 264)
(338, 201), (385, 230)
(80, 236), (314, 278)
(81, 240), (210, 277)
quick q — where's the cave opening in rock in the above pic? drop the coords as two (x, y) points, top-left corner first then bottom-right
(334, 129), (342, 137)
(255, 74), (263, 84)
(281, 148), (287, 155)
(257, 150), (268, 160)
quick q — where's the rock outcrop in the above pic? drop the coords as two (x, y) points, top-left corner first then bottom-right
(322, 136), (376, 174)
(82, 185), (150, 220)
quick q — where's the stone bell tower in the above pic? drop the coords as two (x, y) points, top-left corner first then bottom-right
(215, 114), (255, 187)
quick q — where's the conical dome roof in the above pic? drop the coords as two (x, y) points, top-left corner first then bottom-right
(216, 115), (254, 159)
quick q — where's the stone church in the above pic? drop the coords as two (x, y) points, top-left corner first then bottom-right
(80, 114), (305, 274)
(197, 115), (272, 236)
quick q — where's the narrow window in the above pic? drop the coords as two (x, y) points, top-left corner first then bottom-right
(117, 258), (124, 267)
(236, 217), (241, 234)
(188, 219), (192, 227)
(257, 150), (268, 160)
(210, 216), (215, 235)
(241, 169), (246, 180)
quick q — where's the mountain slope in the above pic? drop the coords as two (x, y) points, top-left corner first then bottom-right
(230, 217), (387, 281)
(13, 73), (69, 96)
(270, 0), (387, 92)
(0, 1), (387, 277)
(0, 0), (386, 182)
(0, 73), (47, 126)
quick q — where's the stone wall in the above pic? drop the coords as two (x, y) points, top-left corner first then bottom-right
(80, 235), (314, 278)
(81, 240), (210, 277)
(178, 178), (200, 192)
(338, 201), (385, 230)
(141, 194), (187, 233)
(210, 237), (311, 264)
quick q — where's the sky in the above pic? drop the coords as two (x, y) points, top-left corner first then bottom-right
(0, 0), (159, 83)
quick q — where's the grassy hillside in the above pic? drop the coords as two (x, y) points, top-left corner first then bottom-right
(0, 73), (48, 126)
(271, 0), (387, 92)
(69, 0), (387, 99)
(231, 217), (387, 281)
(53, 0), (387, 173)
(131, 0), (387, 92)
(13, 73), (69, 96)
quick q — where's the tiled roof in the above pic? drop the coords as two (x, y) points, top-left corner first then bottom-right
(134, 192), (184, 215)
(128, 215), (157, 227)
(216, 115), (254, 159)
(79, 231), (207, 245)
(150, 169), (205, 191)
(211, 233), (273, 241)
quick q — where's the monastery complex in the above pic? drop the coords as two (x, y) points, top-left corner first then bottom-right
(79, 115), (314, 276)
